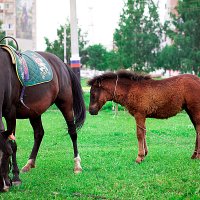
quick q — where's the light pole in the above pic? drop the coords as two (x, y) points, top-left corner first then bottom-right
(70, 0), (80, 81)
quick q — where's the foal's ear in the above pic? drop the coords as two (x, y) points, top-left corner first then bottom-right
(94, 79), (102, 87)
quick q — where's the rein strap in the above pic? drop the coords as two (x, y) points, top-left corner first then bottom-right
(113, 75), (119, 100)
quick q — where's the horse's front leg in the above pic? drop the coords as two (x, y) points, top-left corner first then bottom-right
(9, 140), (21, 185)
(67, 120), (82, 174)
(135, 114), (147, 163)
(5, 110), (21, 186)
(21, 116), (44, 173)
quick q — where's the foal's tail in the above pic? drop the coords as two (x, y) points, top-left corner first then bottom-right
(66, 66), (86, 129)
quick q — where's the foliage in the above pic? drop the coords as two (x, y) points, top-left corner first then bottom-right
(164, 0), (200, 75)
(4, 109), (200, 199)
(0, 21), (5, 41)
(86, 44), (108, 71)
(105, 50), (121, 71)
(0, 22), (17, 49)
(114, 0), (162, 72)
(44, 20), (88, 65)
(156, 45), (180, 71)
(86, 45), (121, 71)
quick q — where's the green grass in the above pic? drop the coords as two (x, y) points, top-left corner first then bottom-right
(1, 108), (200, 199)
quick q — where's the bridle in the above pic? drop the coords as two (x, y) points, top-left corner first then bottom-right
(112, 75), (119, 100)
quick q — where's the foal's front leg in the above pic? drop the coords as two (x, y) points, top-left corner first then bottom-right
(135, 115), (147, 163)
(191, 124), (200, 159)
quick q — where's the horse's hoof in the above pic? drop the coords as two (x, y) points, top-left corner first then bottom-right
(21, 159), (35, 173)
(21, 165), (31, 173)
(74, 167), (82, 174)
(12, 177), (22, 186)
(12, 181), (22, 186)
(21, 163), (35, 173)
(3, 186), (10, 192)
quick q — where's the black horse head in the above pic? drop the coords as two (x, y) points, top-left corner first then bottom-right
(0, 131), (13, 192)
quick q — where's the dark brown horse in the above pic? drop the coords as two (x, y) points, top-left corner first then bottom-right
(0, 46), (86, 192)
(88, 70), (200, 164)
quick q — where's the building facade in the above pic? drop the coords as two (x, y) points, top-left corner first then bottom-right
(0, 0), (36, 50)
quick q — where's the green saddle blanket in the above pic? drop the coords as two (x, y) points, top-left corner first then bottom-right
(0, 44), (53, 87)
(15, 50), (53, 86)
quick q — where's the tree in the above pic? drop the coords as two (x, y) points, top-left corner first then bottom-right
(165, 0), (200, 75)
(85, 44), (121, 71)
(105, 50), (121, 71)
(0, 21), (17, 48)
(156, 45), (180, 71)
(44, 20), (88, 65)
(0, 21), (5, 41)
(113, 0), (162, 72)
(86, 44), (108, 71)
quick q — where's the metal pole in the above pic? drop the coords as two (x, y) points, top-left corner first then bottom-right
(70, 0), (80, 81)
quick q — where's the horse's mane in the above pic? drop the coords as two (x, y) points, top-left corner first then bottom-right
(88, 70), (151, 86)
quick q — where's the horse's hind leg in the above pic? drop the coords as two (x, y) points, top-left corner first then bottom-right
(21, 116), (44, 173)
(67, 120), (82, 173)
(56, 102), (82, 174)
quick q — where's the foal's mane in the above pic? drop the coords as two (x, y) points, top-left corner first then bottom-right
(88, 70), (151, 86)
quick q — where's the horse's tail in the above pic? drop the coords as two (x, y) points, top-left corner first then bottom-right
(66, 65), (86, 129)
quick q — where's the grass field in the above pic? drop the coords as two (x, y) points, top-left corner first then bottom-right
(2, 106), (200, 199)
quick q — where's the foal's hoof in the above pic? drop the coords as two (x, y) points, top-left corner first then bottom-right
(191, 153), (200, 159)
(135, 156), (144, 164)
(191, 152), (197, 159)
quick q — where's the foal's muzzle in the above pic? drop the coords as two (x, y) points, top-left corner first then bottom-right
(89, 107), (99, 115)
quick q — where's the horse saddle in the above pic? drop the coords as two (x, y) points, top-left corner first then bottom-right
(0, 44), (53, 87)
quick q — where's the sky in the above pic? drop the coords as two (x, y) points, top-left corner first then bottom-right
(36, 0), (124, 51)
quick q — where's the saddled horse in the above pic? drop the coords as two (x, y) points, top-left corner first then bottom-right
(0, 38), (86, 192)
(88, 70), (200, 164)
